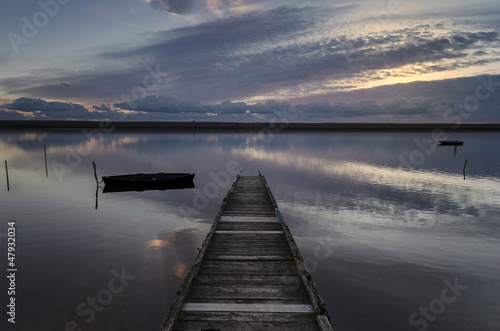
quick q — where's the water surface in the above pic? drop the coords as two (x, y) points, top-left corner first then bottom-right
(1, 130), (499, 330)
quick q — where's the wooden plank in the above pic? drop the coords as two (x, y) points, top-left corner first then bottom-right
(192, 274), (303, 287)
(206, 250), (291, 257)
(221, 212), (277, 217)
(199, 260), (298, 275)
(184, 298), (312, 305)
(208, 242), (290, 249)
(206, 246), (291, 255)
(211, 238), (287, 244)
(209, 240), (288, 246)
(222, 208), (275, 213)
(215, 230), (283, 234)
(176, 311), (318, 322)
(207, 243), (291, 251)
(219, 216), (278, 222)
(217, 222), (282, 231)
(174, 320), (321, 331)
(212, 233), (287, 242)
(182, 303), (315, 313)
(187, 285), (309, 300)
(204, 253), (293, 261)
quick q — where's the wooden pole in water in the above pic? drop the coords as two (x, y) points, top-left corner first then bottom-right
(93, 161), (99, 184)
(5, 160), (9, 191)
(93, 161), (99, 209)
(95, 186), (99, 210)
(463, 159), (468, 180)
(44, 144), (48, 177)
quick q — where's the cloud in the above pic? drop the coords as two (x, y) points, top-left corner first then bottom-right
(1, 97), (98, 119)
(145, 0), (196, 14)
(0, 3), (498, 112)
(0, 108), (27, 120)
(3, 97), (85, 112)
(3, 73), (500, 123)
(143, 0), (295, 16)
(112, 94), (442, 121)
(114, 96), (208, 113)
(92, 104), (113, 112)
(287, 97), (440, 120)
(0, 5), (343, 102)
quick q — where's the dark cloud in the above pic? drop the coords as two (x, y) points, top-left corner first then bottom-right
(473, 51), (488, 56)
(1, 97), (98, 119)
(114, 96), (273, 115)
(0, 108), (27, 120)
(307, 75), (500, 122)
(92, 104), (113, 112)
(3, 97), (86, 113)
(114, 96), (208, 113)
(147, 0), (195, 14)
(343, 31), (498, 74)
(287, 97), (439, 120)
(144, 0), (296, 15)
(113, 94), (440, 121)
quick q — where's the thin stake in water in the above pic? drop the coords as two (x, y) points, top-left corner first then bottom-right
(44, 144), (48, 177)
(5, 160), (9, 191)
(93, 161), (100, 210)
(93, 161), (99, 184)
(463, 159), (468, 180)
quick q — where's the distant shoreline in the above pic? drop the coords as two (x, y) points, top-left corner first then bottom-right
(1, 120), (500, 132)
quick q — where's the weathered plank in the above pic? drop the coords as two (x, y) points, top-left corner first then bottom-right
(175, 311), (319, 323)
(217, 222), (282, 231)
(182, 303), (314, 313)
(199, 260), (299, 275)
(215, 230), (283, 234)
(219, 216), (279, 222)
(212, 232), (287, 241)
(205, 253), (293, 261)
(192, 274), (303, 287)
(207, 243), (291, 251)
(186, 285), (310, 300)
(174, 317), (322, 331)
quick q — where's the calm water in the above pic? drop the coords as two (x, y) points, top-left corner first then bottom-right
(1, 129), (499, 331)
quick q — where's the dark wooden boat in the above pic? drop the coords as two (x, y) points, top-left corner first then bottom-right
(438, 140), (463, 146)
(102, 173), (195, 193)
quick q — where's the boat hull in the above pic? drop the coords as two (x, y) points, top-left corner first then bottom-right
(438, 141), (463, 146)
(102, 173), (195, 193)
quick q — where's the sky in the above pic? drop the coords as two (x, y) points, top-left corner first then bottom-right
(0, 0), (499, 122)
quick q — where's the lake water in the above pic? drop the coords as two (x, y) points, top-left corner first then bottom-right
(1, 129), (499, 331)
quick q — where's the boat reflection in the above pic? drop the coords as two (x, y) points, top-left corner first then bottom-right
(95, 175), (195, 210)
(438, 140), (463, 156)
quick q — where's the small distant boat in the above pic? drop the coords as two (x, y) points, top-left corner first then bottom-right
(438, 141), (463, 146)
(102, 173), (195, 193)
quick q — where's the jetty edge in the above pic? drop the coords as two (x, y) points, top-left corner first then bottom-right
(160, 175), (333, 330)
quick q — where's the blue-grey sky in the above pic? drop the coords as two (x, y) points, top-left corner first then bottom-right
(1, 0), (499, 121)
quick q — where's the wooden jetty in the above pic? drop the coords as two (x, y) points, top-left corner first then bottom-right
(160, 175), (332, 331)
